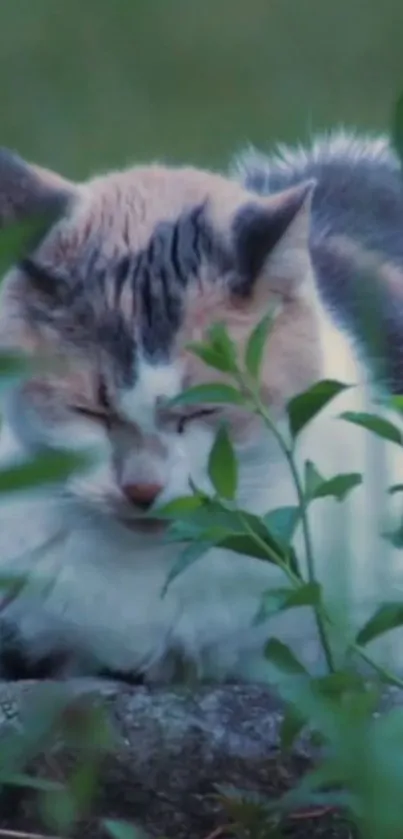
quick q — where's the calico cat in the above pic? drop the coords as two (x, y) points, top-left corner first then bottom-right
(0, 131), (402, 683)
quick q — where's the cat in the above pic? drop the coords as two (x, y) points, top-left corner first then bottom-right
(0, 131), (402, 683)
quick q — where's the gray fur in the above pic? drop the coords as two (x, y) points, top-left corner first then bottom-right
(232, 131), (403, 391)
(0, 149), (72, 224)
(20, 203), (232, 384)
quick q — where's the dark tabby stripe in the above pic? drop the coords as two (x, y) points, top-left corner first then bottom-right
(19, 202), (233, 384)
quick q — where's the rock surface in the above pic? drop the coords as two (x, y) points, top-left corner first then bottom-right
(0, 678), (380, 839)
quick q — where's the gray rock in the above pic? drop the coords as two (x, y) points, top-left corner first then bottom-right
(0, 679), (371, 838)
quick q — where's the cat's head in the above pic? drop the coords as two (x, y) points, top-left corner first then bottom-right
(0, 149), (322, 526)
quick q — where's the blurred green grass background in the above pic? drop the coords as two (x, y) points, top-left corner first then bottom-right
(1, 0), (403, 179)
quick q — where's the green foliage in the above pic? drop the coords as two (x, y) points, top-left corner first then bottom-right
(384, 522), (403, 548)
(0, 213), (58, 279)
(169, 381), (244, 407)
(341, 411), (403, 446)
(0, 448), (93, 494)
(208, 423), (238, 499)
(304, 461), (362, 503)
(279, 704), (306, 752)
(105, 820), (149, 839)
(264, 639), (308, 676)
(160, 493), (302, 597)
(244, 309), (277, 381)
(216, 785), (280, 839)
(356, 603), (403, 646)
(161, 539), (213, 595)
(287, 380), (349, 440)
(254, 582), (321, 626)
(392, 91), (403, 165)
(160, 310), (403, 839)
(188, 322), (238, 373)
(263, 506), (300, 544)
(310, 472), (363, 502)
(0, 351), (32, 389)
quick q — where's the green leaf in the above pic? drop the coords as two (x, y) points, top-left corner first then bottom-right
(392, 91), (403, 165)
(67, 760), (99, 816)
(253, 588), (291, 624)
(163, 499), (290, 567)
(216, 508), (289, 565)
(255, 583), (321, 626)
(287, 547), (302, 579)
(166, 498), (243, 535)
(287, 380), (349, 439)
(188, 322), (238, 373)
(16, 684), (73, 759)
(0, 212), (57, 279)
(208, 322), (238, 368)
(341, 411), (403, 446)
(0, 353), (71, 395)
(279, 767), (355, 815)
(356, 603), (403, 646)
(305, 460), (362, 504)
(383, 523), (403, 548)
(304, 460), (324, 500)
(161, 541), (212, 596)
(280, 704), (306, 752)
(208, 424), (237, 499)
(104, 820), (148, 839)
(285, 582), (322, 608)
(217, 505), (301, 574)
(244, 309), (276, 381)
(218, 532), (281, 562)
(0, 352), (37, 396)
(388, 484), (403, 495)
(0, 351), (31, 378)
(264, 505), (300, 544)
(215, 786), (280, 839)
(60, 699), (116, 751)
(314, 670), (368, 700)
(164, 521), (203, 542)
(391, 394), (403, 413)
(155, 495), (204, 518)
(169, 382), (244, 408)
(186, 344), (235, 373)
(264, 638), (307, 674)
(41, 786), (78, 833)
(2, 773), (63, 791)
(0, 448), (92, 494)
(0, 572), (28, 594)
(312, 472), (362, 502)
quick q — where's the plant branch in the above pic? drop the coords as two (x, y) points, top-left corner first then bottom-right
(237, 510), (300, 585)
(353, 644), (403, 690)
(238, 375), (336, 673)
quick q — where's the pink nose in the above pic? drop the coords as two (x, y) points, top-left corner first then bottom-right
(122, 482), (163, 510)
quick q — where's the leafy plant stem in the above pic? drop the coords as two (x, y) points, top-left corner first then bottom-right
(238, 373), (336, 673)
(353, 644), (403, 690)
(236, 370), (403, 689)
(237, 509), (300, 584)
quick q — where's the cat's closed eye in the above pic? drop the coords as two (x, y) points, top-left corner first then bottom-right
(72, 405), (112, 427)
(70, 380), (113, 425)
(70, 403), (218, 434)
(176, 409), (218, 434)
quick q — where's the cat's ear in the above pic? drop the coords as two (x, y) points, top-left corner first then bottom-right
(232, 180), (315, 304)
(0, 148), (76, 226)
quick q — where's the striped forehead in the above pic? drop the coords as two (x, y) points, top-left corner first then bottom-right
(110, 204), (232, 346)
(100, 206), (234, 389)
(20, 201), (232, 408)
(119, 359), (183, 429)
